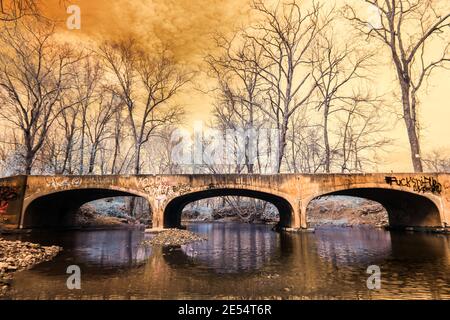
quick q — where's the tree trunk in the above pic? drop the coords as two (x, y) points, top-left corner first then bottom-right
(24, 152), (33, 175)
(67, 146), (73, 174)
(245, 133), (254, 174)
(401, 84), (423, 172)
(323, 104), (331, 173)
(134, 143), (141, 175)
(247, 100), (254, 174)
(23, 131), (33, 174)
(404, 113), (423, 172)
(111, 131), (120, 174)
(61, 136), (73, 174)
(276, 118), (289, 173)
(88, 146), (97, 174)
(129, 143), (142, 217)
(79, 110), (86, 175)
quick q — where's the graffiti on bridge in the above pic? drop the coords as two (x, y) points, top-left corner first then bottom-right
(134, 176), (191, 204)
(385, 176), (442, 195)
(45, 177), (83, 190)
(0, 186), (19, 215)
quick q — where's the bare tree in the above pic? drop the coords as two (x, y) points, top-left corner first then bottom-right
(423, 149), (450, 172)
(139, 126), (181, 174)
(100, 40), (188, 174)
(85, 89), (120, 174)
(0, 22), (80, 174)
(311, 31), (374, 172)
(206, 34), (266, 173)
(286, 109), (324, 173)
(334, 92), (391, 172)
(55, 99), (79, 174)
(241, 0), (333, 172)
(0, 0), (39, 21)
(110, 101), (128, 174)
(32, 96), (80, 175)
(345, 0), (450, 172)
(72, 55), (103, 174)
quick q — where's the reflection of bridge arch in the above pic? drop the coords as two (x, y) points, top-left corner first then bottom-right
(305, 188), (442, 229)
(163, 188), (293, 229)
(161, 223), (291, 274)
(22, 188), (151, 228)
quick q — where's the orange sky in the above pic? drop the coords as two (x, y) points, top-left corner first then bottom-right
(41, 0), (450, 172)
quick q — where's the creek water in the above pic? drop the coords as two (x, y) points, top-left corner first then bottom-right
(2, 222), (449, 299)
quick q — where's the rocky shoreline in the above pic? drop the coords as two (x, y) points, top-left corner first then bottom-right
(70, 205), (133, 228)
(0, 239), (62, 297)
(307, 196), (389, 228)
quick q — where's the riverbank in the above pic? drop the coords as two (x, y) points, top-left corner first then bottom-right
(0, 239), (61, 297)
(182, 206), (279, 224)
(71, 205), (139, 229)
(182, 196), (389, 228)
(307, 196), (389, 228)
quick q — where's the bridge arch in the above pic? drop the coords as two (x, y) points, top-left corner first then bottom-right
(21, 188), (152, 228)
(305, 187), (442, 229)
(162, 188), (294, 229)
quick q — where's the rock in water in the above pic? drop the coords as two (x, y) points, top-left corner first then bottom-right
(142, 229), (207, 246)
(0, 239), (62, 297)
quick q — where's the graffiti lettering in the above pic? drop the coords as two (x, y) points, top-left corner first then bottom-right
(385, 176), (442, 195)
(82, 176), (115, 186)
(134, 177), (191, 201)
(45, 177), (82, 190)
(0, 186), (19, 215)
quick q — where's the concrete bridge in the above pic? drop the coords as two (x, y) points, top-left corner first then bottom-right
(0, 173), (449, 231)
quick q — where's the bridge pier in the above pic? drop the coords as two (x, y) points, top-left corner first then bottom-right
(285, 196), (305, 231)
(151, 201), (165, 229)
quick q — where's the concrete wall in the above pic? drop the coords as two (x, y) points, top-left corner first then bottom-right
(0, 175), (27, 228)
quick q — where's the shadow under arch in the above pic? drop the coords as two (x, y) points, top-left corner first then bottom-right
(307, 188), (442, 228)
(163, 188), (293, 229)
(22, 188), (151, 228)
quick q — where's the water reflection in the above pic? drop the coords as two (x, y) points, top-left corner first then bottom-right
(2, 224), (449, 300)
(170, 223), (282, 274)
(313, 227), (392, 265)
(7, 230), (153, 271)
